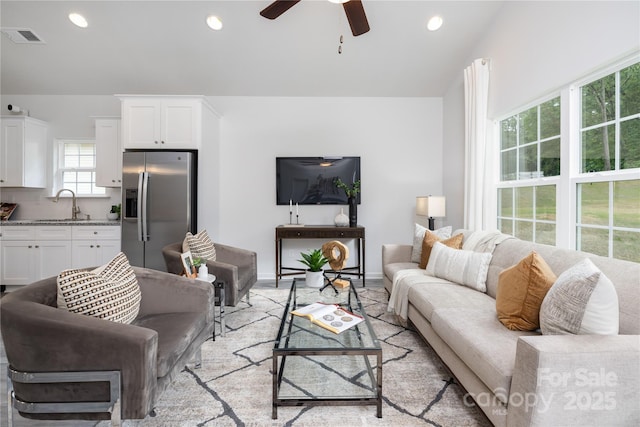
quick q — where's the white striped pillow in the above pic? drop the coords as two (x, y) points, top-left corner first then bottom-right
(185, 230), (216, 261)
(56, 252), (141, 324)
(426, 242), (492, 292)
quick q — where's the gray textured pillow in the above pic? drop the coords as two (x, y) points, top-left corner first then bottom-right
(540, 258), (619, 335)
(411, 224), (452, 263)
(425, 242), (492, 292)
(185, 229), (216, 261)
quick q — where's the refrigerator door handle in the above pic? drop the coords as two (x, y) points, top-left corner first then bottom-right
(136, 172), (144, 242)
(141, 171), (149, 242)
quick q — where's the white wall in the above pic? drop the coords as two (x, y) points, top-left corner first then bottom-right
(442, 0), (640, 229)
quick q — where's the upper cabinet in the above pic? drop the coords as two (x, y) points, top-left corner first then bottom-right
(95, 118), (122, 187)
(119, 96), (216, 149)
(0, 116), (48, 188)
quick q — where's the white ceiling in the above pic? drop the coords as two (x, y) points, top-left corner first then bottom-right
(0, 0), (505, 97)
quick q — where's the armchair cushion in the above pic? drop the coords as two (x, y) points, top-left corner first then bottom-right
(183, 229), (216, 261)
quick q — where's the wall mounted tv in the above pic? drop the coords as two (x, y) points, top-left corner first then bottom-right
(276, 156), (361, 205)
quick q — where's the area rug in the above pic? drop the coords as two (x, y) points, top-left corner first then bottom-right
(102, 285), (491, 427)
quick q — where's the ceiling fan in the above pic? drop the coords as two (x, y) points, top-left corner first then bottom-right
(260, 0), (370, 37)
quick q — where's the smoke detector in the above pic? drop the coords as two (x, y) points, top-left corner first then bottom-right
(1, 28), (45, 44)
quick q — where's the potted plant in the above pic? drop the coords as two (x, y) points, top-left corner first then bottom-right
(298, 249), (328, 288)
(335, 178), (361, 227)
(192, 257), (208, 278)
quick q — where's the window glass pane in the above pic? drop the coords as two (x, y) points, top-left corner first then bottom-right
(514, 220), (533, 241)
(578, 227), (609, 257)
(64, 155), (79, 168)
(515, 186), (533, 219)
(62, 171), (76, 184)
(540, 97), (561, 139)
(78, 144), (94, 156)
(540, 138), (560, 177)
(499, 219), (513, 235)
(579, 182), (609, 226)
(536, 185), (556, 221)
(620, 117), (640, 170)
(519, 144), (538, 178)
(499, 188), (513, 217)
(582, 73), (615, 128)
(613, 230), (640, 262)
(77, 171), (92, 183)
(64, 144), (80, 156)
(614, 180), (640, 228)
(501, 150), (516, 181)
(79, 155), (95, 168)
(76, 183), (92, 194)
(536, 223), (556, 245)
(501, 117), (517, 149)
(518, 107), (538, 145)
(582, 124), (615, 172)
(620, 63), (640, 118)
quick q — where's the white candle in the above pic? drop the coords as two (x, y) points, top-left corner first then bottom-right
(296, 202), (299, 215)
(289, 199), (292, 213)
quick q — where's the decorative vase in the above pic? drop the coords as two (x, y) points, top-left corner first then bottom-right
(305, 270), (325, 288)
(198, 264), (209, 279)
(348, 197), (357, 227)
(334, 208), (349, 227)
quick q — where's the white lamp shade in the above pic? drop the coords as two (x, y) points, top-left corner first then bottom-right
(416, 196), (446, 218)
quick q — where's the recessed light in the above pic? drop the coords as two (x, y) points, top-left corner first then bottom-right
(427, 15), (443, 32)
(206, 15), (223, 31)
(68, 13), (88, 28)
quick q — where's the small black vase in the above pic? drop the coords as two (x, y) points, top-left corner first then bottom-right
(348, 197), (357, 227)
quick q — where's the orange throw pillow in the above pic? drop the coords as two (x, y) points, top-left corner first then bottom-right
(419, 231), (463, 269)
(496, 251), (556, 331)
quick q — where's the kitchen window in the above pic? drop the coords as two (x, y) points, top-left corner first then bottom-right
(55, 140), (105, 196)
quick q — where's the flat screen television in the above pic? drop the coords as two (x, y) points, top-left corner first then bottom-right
(276, 156), (361, 205)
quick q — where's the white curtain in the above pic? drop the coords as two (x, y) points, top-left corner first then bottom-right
(463, 58), (493, 231)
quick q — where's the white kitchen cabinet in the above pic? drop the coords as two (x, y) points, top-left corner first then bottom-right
(0, 116), (48, 188)
(119, 96), (216, 149)
(95, 118), (122, 187)
(0, 226), (72, 285)
(71, 225), (121, 268)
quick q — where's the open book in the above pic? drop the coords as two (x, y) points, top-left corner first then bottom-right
(291, 302), (364, 334)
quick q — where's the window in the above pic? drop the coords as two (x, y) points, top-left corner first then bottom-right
(56, 140), (105, 195)
(495, 59), (640, 262)
(498, 96), (560, 244)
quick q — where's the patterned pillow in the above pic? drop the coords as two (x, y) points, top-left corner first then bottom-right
(57, 252), (141, 324)
(540, 258), (619, 335)
(185, 229), (216, 261)
(426, 242), (492, 292)
(411, 224), (452, 263)
(419, 231), (463, 269)
(496, 251), (556, 331)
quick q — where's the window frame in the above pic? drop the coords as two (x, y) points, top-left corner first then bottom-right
(54, 139), (105, 197)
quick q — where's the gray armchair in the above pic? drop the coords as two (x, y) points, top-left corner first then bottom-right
(162, 241), (257, 306)
(0, 267), (214, 425)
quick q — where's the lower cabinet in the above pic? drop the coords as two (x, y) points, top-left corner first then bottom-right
(1, 240), (72, 285)
(71, 239), (121, 269)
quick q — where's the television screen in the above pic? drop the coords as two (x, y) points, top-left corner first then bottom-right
(276, 157), (361, 205)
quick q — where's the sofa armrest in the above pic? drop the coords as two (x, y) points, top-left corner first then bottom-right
(1, 292), (158, 419)
(508, 335), (640, 426)
(382, 244), (413, 266)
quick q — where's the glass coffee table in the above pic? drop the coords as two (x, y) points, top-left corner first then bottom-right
(272, 277), (382, 419)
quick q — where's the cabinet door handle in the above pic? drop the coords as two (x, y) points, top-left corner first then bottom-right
(161, 141), (165, 144)
(94, 231), (98, 234)
(90, 245), (94, 248)
(35, 245), (39, 248)
(97, 245), (101, 248)
(28, 245), (33, 248)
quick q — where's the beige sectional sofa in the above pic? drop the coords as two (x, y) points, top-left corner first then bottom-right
(382, 229), (640, 427)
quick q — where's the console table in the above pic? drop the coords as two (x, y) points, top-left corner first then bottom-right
(275, 225), (365, 287)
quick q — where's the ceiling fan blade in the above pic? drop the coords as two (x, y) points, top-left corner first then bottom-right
(260, 0), (301, 20)
(343, 0), (370, 36)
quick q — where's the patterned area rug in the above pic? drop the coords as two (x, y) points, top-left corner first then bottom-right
(95, 285), (490, 427)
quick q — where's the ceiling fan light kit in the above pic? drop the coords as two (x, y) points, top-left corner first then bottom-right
(260, 0), (370, 37)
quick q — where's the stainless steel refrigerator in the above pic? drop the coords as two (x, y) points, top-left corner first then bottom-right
(121, 151), (197, 271)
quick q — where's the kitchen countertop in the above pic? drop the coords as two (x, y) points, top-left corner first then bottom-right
(1, 219), (121, 226)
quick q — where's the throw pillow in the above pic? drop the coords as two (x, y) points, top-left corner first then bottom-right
(540, 258), (619, 335)
(411, 223), (452, 263)
(426, 242), (492, 292)
(496, 251), (556, 331)
(185, 229), (216, 261)
(57, 252), (141, 324)
(419, 232), (463, 269)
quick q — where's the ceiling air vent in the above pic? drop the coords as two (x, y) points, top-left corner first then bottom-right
(1, 28), (45, 44)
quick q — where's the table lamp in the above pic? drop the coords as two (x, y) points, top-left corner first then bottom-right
(416, 196), (446, 230)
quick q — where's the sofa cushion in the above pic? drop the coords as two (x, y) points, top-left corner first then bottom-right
(419, 232), (463, 269)
(411, 224), (452, 263)
(431, 308), (539, 404)
(134, 311), (207, 378)
(540, 258), (619, 335)
(408, 281), (495, 322)
(184, 229), (216, 261)
(426, 242), (492, 292)
(56, 252), (141, 324)
(496, 251), (556, 331)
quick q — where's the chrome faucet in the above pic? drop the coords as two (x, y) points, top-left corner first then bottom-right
(54, 188), (80, 220)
